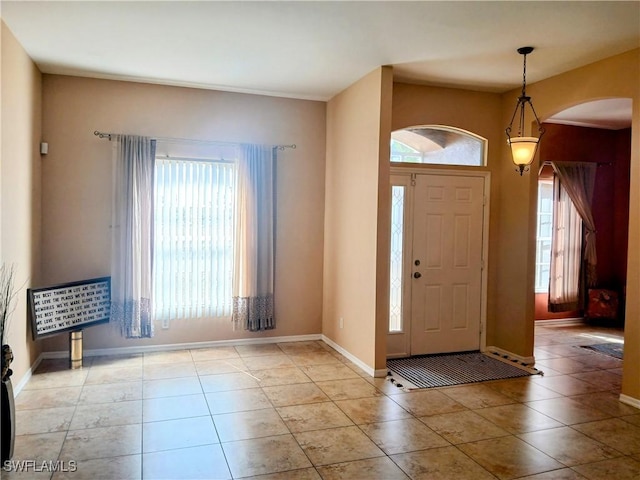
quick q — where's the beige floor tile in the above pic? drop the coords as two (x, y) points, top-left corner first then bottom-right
(142, 361), (197, 380)
(569, 370), (623, 391)
(142, 416), (218, 452)
(570, 391), (639, 417)
(535, 356), (600, 374)
(222, 434), (312, 477)
(235, 343), (284, 357)
(53, 454), (141, 480)
(535, 344), (586, 358)
(9, 329), (638, 480)
(15, 386), (82, 410)
(572, 456), (640, 480)
(193, 358), (247, 376)
(78, 381), (143, 404)
(70, 400), (142, 430)
(142, 376), (202, 398)
(458, 436), (564, 480)
(487, 377), (562, 403)
(239, 468), (321, 480)
(440, 384), (516, 409)
(189, 346), (241, 362)
(475, 404), (564, 434)
(288, 351), (342, 366)
(421, 409), (509, 444)
(526, 397), (611, 425)
(199, 371), (261, 393)
(59, 424), (142, 461)
(262, 382), (329, 407)
(242, 354), (295, 371)
(90, 353), (143, 369)
(250, 366), (312, 386)
(205, 388), (272, 414)
(34, 358), (84, 374)
(513, 469), (588, 480)
(577, 353), (623, 370)
(294, 425), (384, 466)
(143, 393), (210, 422)
(11, 431), (66, 463)
(24, 369), (89, 390)
(277, 341), (326, 355)
(518, 426), (620, 466)
(334, 396), (412, 424)
(315, 378), (383, 400)
(622, 414), (640, 427)
(366, 377), (406, 396)
(531, 374), (605, 396)
(214, 408), (289, 442)
(573, 418), (640, 455)
(15, 406), (75, 435)
(142, 349), (193, 365)
(143, 444), (230, 479)
(391, 390), (467, 417)
(299, 364), (360, 382)
(316, 456), (410, 479)
(391, 445), (496, 480)
(84, 366), (142, 385)
(359, 417), (449, 454)
(276, 401), (353, 433)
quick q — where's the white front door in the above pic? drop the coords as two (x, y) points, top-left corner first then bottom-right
(410, 174), (485, 355)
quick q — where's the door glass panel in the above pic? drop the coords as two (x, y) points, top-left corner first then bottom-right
(389, 185), (405, 332)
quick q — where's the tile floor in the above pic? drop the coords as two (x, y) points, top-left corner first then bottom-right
(4, 322), (640, 479)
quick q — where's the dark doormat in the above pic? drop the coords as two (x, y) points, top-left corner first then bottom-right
(580, 343), (623, 359)
(386, 351), (541, 390)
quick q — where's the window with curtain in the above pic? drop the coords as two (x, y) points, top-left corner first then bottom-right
(153, 156), (237, 325)
(549, 177), (583, 311)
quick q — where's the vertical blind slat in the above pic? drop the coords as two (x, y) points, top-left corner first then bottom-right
(153, 158), (235, 322)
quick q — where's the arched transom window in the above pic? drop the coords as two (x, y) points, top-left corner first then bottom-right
(391, 125), (486, 167)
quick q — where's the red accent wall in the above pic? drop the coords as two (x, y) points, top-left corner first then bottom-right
(535, 124), (631, 320)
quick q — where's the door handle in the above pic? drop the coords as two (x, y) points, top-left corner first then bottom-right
(413, 272), (422, 279)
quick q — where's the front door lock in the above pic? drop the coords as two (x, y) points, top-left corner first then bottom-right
(413, 272), (422, 279)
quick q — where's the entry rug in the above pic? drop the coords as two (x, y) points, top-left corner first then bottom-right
(580, 343), (623, 359)
(387, 351), (541, 390)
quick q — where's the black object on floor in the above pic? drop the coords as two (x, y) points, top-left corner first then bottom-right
(580, 342), (623, 359)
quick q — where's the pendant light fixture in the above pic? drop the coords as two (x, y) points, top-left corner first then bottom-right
(506, 46), (545, 175)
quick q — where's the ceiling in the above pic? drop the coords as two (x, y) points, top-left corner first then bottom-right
(1, 1), (639, 125)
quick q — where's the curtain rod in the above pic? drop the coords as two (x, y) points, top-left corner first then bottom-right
(94, 131), (296, 151)
(543, 160), (612, 167)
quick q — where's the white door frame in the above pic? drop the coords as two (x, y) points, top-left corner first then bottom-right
(387, 167), (491, 358)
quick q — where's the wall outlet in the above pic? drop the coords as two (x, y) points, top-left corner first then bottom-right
(339, 317), (344, 329)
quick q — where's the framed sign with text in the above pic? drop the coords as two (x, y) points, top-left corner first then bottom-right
(28, 277), (111, 340)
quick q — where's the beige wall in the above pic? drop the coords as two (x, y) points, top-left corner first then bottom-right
(1, 22), (43, 383)
(323, 67), (392, 372)
(516, 49), (640, 400)
(40, 75), (326, 352)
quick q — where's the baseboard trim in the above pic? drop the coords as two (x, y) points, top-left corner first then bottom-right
(12, 354), (43, 397)
(620, 394), (640, 410)
(485, 345), (536, 367)
(321, 335), (384, 378)
(40, 333), (323, 359)
(535, 317), (585, 326)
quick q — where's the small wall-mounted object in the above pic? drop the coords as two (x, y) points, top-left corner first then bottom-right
(40, 142), (49, 155)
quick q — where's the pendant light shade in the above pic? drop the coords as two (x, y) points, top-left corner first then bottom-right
(506, 47), (544, 175)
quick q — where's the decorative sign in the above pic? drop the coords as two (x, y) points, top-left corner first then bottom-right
(28, 277), (111, 340)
